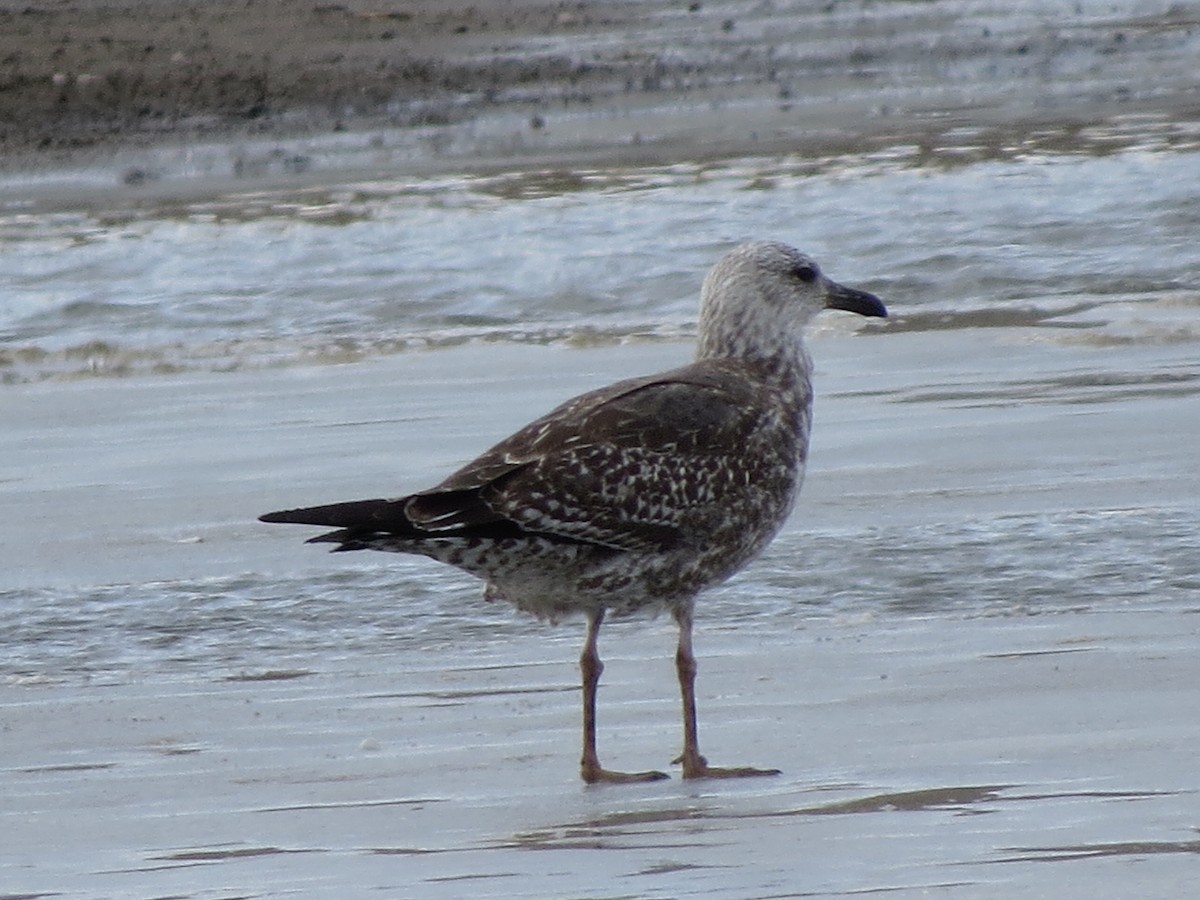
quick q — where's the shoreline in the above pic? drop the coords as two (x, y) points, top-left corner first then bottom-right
(3, 0), (1199, 203)
(5, 6), (1199, 895)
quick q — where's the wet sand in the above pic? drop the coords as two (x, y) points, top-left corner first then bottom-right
(5, 0), (1200, 192)
(4, 3), (1200, 896)
(4, 335), (1199, 896)
(7, 606), (1197, 897)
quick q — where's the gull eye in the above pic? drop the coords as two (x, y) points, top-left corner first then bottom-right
(791, 263), (818, 283)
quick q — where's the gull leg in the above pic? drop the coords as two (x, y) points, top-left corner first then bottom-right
(672, 604), (781, 780)
(579, 608), (668, 784)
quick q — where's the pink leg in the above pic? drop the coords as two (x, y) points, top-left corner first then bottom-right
(673, 605), (781, 780)
(579, 609), (668, 784)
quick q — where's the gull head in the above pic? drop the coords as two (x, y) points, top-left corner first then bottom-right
(696, 241), (886, 363)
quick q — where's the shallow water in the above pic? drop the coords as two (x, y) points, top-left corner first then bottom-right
(2, 131), (1199, 897)
(4, 132), (1199, 381)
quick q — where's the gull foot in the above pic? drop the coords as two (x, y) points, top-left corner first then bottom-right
(581, 762), (670, 784)
(673, 751), (781, 780)
(684, 763), (781, 780)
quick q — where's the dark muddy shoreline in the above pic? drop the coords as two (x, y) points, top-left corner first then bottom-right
(3, 0), (1199, 179)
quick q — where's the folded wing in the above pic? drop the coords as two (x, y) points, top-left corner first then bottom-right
(259, 360), (788, 554)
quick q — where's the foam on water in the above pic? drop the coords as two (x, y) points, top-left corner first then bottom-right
(3, 140), (1199, 383)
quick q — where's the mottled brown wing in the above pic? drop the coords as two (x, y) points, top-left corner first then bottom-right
(408, 360), (780, 552)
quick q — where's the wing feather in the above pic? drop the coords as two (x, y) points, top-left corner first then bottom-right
(261, 359), (804, 555)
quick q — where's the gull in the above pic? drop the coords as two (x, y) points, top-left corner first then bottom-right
(260, 241), (886, 783)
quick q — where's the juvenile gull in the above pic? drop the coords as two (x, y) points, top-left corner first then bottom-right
(260, 241), (886, 783)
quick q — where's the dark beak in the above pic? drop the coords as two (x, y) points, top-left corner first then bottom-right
(825, 279), (887, 318)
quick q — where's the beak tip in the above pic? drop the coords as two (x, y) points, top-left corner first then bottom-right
(826, 285), (888, 319)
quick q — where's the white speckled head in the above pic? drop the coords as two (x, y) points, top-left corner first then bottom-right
(695, 241), (885, 365)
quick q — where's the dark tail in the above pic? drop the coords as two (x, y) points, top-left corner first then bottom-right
(258, 493), (534, 551)
(259, 498), (416, 528)
(259, 497), (422, 548)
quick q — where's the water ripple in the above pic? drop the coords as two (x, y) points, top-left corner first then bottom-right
(5, 507), (1195, 684)
(3, 146), (1199, 383)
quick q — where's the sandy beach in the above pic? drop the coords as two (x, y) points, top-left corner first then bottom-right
(7, 602), (1197, 897)
(5, 334), (1199, 896)
(5, 0), (1200, 188)
(3, 1), (1199, 897)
